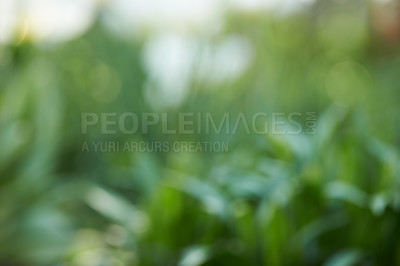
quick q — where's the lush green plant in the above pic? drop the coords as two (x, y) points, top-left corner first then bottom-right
(1, 2), (400, 265)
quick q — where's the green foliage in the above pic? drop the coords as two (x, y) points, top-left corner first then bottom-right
(1, 3), (400, 266)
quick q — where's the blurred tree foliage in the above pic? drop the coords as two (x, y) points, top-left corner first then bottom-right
(1, 1), (400, 266)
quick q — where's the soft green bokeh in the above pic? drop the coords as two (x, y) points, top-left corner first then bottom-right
(1, 1), (400, 265)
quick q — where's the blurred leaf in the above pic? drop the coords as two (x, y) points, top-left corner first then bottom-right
(323, 249), (363, 266)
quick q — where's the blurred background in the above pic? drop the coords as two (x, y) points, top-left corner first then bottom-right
(1, 0), (400, 265)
